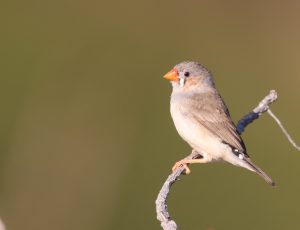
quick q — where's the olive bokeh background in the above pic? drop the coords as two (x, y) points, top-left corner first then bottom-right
(1, 0), (300, 229)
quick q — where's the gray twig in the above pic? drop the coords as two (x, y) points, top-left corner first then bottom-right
(155, 90), (283, 230)
(236, 90), (278, 134)
(267, 109), (300, 151)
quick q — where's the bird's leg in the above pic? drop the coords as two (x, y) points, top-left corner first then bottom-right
(172, 150), (207, 174)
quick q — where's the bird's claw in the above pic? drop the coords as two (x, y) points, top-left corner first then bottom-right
(172, 160), (191, 175)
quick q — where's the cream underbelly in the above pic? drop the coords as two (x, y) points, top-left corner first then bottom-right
(171, 103), (229, 162)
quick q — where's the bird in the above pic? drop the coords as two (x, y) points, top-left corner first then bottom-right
(163, 61), (275, 186)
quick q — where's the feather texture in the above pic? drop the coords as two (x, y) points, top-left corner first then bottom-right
(167, 61), (274, 186)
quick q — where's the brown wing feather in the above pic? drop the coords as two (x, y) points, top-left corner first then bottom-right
(188, 91), (248, 155)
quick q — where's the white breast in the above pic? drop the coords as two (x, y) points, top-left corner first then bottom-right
(170, 99), (228, 161)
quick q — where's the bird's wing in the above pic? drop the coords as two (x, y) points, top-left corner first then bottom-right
(187, 91), (248, 155)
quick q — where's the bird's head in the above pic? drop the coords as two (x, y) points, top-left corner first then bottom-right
(163, 61), (215, 92)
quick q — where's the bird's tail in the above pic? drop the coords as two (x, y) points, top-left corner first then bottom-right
(243, 157), (276, 187)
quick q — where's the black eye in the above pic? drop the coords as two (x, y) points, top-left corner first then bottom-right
(184, 71), (190, 77)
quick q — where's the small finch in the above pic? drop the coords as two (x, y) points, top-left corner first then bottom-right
(164, 61), (275, 186)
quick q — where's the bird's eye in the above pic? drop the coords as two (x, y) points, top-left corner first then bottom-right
(184, 72), (190, 77)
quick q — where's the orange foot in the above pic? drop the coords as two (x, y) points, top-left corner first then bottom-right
(172, 161), (191, 174)
(172, 158), (209, 174)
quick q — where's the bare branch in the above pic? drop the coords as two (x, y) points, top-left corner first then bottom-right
(236, 90), (278, 134)
(155, 90), (281, 230)
(155, 151), (200, 230)
(267, 109), (300, 151)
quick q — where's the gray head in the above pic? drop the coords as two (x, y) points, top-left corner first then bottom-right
(163, 61), (215, 91)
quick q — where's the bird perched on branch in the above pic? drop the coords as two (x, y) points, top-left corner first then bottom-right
(163, 61), (275, 186)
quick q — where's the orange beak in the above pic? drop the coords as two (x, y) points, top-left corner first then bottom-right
(163, 68), (179, 81)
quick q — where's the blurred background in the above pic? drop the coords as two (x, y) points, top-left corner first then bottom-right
(1, 0), (300, 229)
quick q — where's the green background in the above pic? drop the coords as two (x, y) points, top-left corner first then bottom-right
(1, 0), (300, 229)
